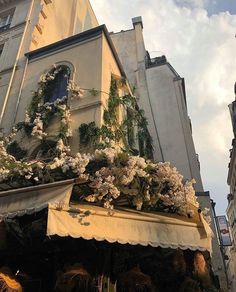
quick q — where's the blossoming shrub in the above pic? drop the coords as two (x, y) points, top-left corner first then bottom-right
(0, 139), (199, 217)
(82, 146), (199, 216)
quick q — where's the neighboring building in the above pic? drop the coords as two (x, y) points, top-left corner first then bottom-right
(226, 87), (236, 291)
(110, 17), (203, 190)
(224, 202), (236, 292)
(110, 16), (227, 290)
(0, 0), (98, 134)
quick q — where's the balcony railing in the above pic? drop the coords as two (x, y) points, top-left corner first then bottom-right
(145, 54), (167, 68)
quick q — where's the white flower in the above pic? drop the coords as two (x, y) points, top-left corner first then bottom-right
(104, 200), (114, 210)
(67, 80), (84, 98)
(105, 137), (110, 144)
(24, 111), (30, 123)
(85, 195), (97, 202)
(31, 114), (47, 140)
(94, 147), (121, 163)
(56, 139), (71, 153)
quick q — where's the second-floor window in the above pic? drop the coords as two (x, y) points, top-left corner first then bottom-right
(49, 69), (69, 102)
(0, 8), (14, 31)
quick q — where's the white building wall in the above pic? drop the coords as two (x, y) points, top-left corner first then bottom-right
(145, 64), (204, 191)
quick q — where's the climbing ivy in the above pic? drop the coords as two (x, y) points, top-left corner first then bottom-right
(78, 76), (153, 158)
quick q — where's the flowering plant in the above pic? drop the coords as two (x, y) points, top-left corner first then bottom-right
(80, 145), (199, 216)
(0, 139), (89, 185)
(0, 68), (201, 219)
(0, 138), (199, 217)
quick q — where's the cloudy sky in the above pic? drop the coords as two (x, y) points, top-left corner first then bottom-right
(90, 0), (236, 214)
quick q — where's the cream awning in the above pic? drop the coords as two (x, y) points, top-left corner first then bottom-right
(47, 204), (212, 252)
(0, 180), (74, 219)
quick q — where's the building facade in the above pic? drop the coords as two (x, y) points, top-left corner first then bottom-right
(0, 1), (227, 290)
(0, 0), (98, 134)
(226, 87), (236, 291)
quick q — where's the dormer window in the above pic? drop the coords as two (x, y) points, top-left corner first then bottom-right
(0, 8), (14, 32)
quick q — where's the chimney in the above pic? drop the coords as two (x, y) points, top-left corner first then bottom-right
(132, 16), (143, 29)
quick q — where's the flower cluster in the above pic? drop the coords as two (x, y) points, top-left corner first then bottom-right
(3, 127), (17, 144)
(0, 138), (200, 217)
(0, 140), (44, 183)
(39, 64), (63, 84)
(80, 147), (199, 215)
(67, 80), (84, 99)
(46, 139), (90, 180)
(17, 96), (72, 140)
(31, 113), (47, 139)
(61, 108), (72, 137)
(0, 137), (89, 184)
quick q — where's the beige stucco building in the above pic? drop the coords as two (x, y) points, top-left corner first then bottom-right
(0, 0), (98, 134)
(15, 25), (127, 155)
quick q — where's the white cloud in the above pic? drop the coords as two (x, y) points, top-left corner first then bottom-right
(174, 0), (209, 9)
(90, 0), (236, 213)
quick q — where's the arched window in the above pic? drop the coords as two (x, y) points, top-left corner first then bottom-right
(48, 65), (71, 102)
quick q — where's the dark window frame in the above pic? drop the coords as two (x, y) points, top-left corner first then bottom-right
(0, 8), (15, 32)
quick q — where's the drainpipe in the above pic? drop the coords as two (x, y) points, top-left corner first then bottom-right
(0, 0), (35, 129)
(13, 54), (28, 123)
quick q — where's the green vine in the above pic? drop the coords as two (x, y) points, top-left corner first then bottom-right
(78, 76), (153, 158)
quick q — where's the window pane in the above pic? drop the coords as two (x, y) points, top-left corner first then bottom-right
(0, 8), (15, 29)
(50, 72), (69, 102)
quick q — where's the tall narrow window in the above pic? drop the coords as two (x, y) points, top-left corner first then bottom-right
(50, 71), (69, 102)
(48, 65), (70, 102)
(0, 8), (15, 31)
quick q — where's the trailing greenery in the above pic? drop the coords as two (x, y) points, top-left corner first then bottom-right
(79, 122), (101, 149)
(78, 76), (153, 158)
